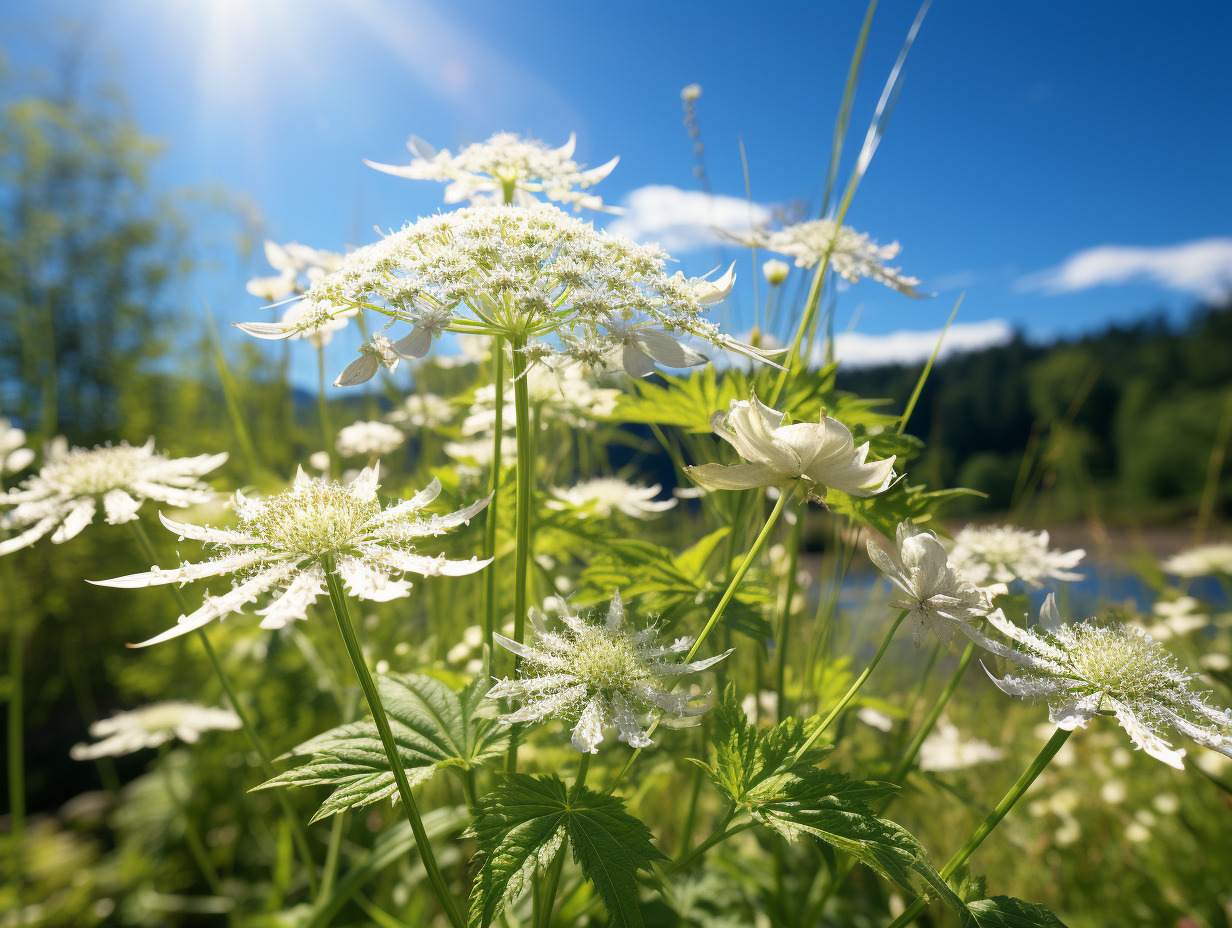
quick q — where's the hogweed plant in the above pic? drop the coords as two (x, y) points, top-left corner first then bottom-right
(5, 10), (1232, 928)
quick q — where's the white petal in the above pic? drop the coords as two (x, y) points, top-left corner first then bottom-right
(130, 564), (295, 647)
(51, 499), (96, 543)
(610, 693), (651, 748)
(1110, 698), (1185, 769)
(158, 511), (261, 546)
(335, 355), (379, 387)
(91, 549), (270, 588)
(102, 489), (142, 525)
(0, 514), (61, 556)
(377, 550), (491, 577)
(685, 463), (781, 492)
(571, 697), (607, 754)
(338, 557), (412, 602)
(392, 327), (434, 360)
(256, 568), (324, 628)
(606, 589), (624, 631)
(234, 320), (297, 340)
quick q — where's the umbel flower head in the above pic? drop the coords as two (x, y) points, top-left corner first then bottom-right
(489, 592), (732, 753)
(947, 524), (1085, 590)
(546, 478), (677, 520)
(237, 202), (774, 379)
(867, 521), (1014, 651)
(246, 239), (344, 303)
(1161, 542), (1232, 578)
(335, 421), (404, 459)
(70, 702), (241, 760)
(0, 418), (34, 475)
(461, 361), (620, 436)
(0, 438), (227, 556)
(364, 131), (620, 212)
(94, 467), (491, 647)
(986, 596), (1232, 770)
(686, 394), (895, 502)
(736, 218), (922, 296)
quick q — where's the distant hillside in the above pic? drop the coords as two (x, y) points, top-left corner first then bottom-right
(834, 300), (1232, 522)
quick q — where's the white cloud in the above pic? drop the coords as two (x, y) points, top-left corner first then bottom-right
(824, 319), (1014, 368)
(605, 184), (772, 253)
(1017, 237), (1232, 300)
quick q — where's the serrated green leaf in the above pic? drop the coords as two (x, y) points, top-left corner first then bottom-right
(257, 672), (508, 822)
(469, 774), (665, 928)
(968, 896), (1069, 928)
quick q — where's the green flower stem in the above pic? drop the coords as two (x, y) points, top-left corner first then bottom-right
(607, 490), (791, 792)
(505, 332), (535, 774)
(127, 519), (319, 895)
(317, 347), (334, 478)
(773, 515), (803, 720)
(885, 727), (1073, 928)
(768, 262), (826, 406)
(320, 551), (465, 928)
(157, 743), (225, 897)
(888, 642), (975, 784)
(535, 750), (590, 927)
(792, 609), (910, 764)
(482, 337), (506, 650)
(317, 811), (348, 907)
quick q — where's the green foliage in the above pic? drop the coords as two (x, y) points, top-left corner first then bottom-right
(968, 896), (1070, 928)
(258, 672), (507, 822)
(468, 774), (665, 928)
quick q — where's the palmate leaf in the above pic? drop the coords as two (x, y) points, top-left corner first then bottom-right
(968, 896), (1069, 927)
(578, 529), (773, 641)
(257, 672), (508, 822)
(469, 774), (666, 928)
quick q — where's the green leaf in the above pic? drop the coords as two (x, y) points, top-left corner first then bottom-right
(469, 774), (666, 928)
(257, 672), (507, 822)
(968, 896), (1070, 928)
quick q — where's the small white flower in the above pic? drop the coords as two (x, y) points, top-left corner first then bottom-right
(70, 702), (241, 760)
(917, 718), (1005, 772)
(680, 84), (702, 103)
(0, 439), (226, 556)
(866, 521), (1013, 651)
(761, 259), (790, 286)
(546, 478), (677, 520)
(489, 592), (731, 753)
(686, 393), (896, 502)
(246, 240), (344, 303)
(947, 524), (1085, 590)
(0, 419), (35, 475)
(461, 362), (620, 436)
(737, 219), (922, 296)
(986, 595), (1232, 770)
(605, 316), (709, 377)
(1161, 543), (1232, 578)
(857, 707), (895, 732)
(387, 393), (454, 430)
(365, 131), (619, 212)
(335, 421), (405, 459)
(742, 690), (780, 724)
(335, 334), (401, 387)
(1135, 595), (1209, 641)
(94, 467), (491, 646)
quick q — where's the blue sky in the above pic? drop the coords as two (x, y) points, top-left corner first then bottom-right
(4, 0), (1231, 383)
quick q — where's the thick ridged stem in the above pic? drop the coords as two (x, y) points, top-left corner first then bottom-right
(320, 552), (464, 928)
(505, 333), (535, 774)
(482, 337), (506, 650)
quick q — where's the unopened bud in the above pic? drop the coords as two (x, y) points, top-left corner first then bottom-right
(762, 259), (790, 286)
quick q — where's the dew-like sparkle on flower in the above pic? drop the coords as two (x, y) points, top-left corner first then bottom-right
(249, 483), (381, 558)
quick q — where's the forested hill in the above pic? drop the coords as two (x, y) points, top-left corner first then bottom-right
(834, 300), (1232, 521)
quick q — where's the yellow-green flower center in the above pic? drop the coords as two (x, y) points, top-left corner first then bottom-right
(251, 484), (380, 558)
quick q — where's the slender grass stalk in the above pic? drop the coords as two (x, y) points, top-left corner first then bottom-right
(157, 743), (225, 896)
(316, 347), (334, 478)
(885, 727), (1072, 928)
(317, 812), (348, 909)
(888, 642), (975, 783)
(320, 551), (465, 928)
(774, 515), (803, 720)
(607, 491), (792, 791)
(505, 333), (535, 774)
(897, 296), (961, 435)
(127, 519), (318, 894)
(482, 337), (506, 649)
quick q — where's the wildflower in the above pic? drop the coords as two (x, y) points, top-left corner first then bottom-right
(238, 202), (771, 376)
(1161, 542), (1232, 578)
(335, 334), (401, 387)
(762, 259), (790, 286)
(1, 419), (34, 475)
(94, 467), (491, 646)
(546, 478), (677, 520)
(737, 218), (922, 295)
(276, 300), (355, 349)
(489, 592), (731, 753)
(70, 702), (241, 760)
(857, 707), (895, 732)
(462, 362), (620, 435)
(335, 421), (405, 458)
(866, 522), (1014, 650)
(680, 84), (702, 103)
(365, 131), (619, 212)
(445, 437), (518, 476)
(947, 524), (1085, 590)
(917, 718), (1005, 772)
(604, 314), (711, 376)
(0, 439), (226, 556)
(246, 239), (344, 303)
(686, 394), (895, 502)
(986, 595), (1232, 770)
(1136, 595), (1209, 641)
(387, 393), (454, 431)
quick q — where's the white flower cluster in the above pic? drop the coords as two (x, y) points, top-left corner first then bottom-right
(0, 418), (35, 476)
(386, 393), (455, 430)
(947, 524), (1085, 590)
(0, 438), (226, 556)
(1162, 542), (1232, 578)
(987, 595), (1232, 770)
(461, 362), (620, 435)
(335, 421), (405, 459)
(70, 702), (241, 760)
(239, 202), (772, 380)
(546, 478), (677, 520)
(246, 240), (345, 304)
(917, 718), (1005, 772)
(365, 132), (619, 212)
(739, 218), (922, 295)
(490, 592), (730, 753)
(95, 467), (490, 646)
